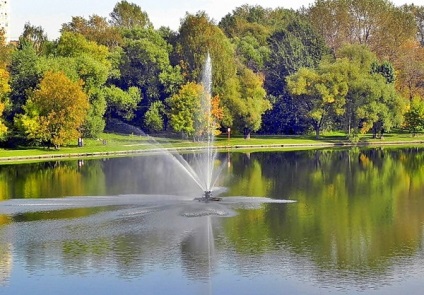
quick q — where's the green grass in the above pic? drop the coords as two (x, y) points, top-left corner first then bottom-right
(1, 131), (424, 162)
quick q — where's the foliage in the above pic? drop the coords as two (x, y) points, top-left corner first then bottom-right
(174, 12), (237, 97)
(61, 15), (123, 48)
(103, 85), (141, 121)
(8, 44), (41, 116)
(15, 72), (89, 147)
(117, 28), (182, 127)
(0, 68), (10, 138)
(19, 23), (49, 55)
(287, 61), (348, 137)
(166, 82), (223, 138)
(82, 89), (107, 138)
(404, 97), (424, 135)
(110, 1), (152, 29)
(144, 101), (165, 132)
(166, 82), (202, 137)
(228, 67), (271, 138)
(307, 0), (417, 59)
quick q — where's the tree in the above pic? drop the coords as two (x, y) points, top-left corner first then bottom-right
(306, 0), (350, 53)
(174, 12), (237, 96)
(262, 16), (329, 134)
(166, 82), (222, 138)
(404, 4), (424, 46)
(52, 31), (112, 137)
(8, 44), (41, 117)
(394, 40), (424, 100)
(0, 68), (10, 139)
(110, 1), (152, 29)
(15, 71), (89, 148)
(404, 96), (424, 136)
(116, 28), (182, 128)
(229, 67), (271, 138)
(19, 23), (49, 56)
(103, 85), (141, 121)
(286, 61), (348, 138)
(166, 82), (203, 137)
(219, 5), (295, 72)
(61, 15), (123, 48)
(307, 0), (416, 60)
(337, 45), (404, 137)
(144, 101), (165, 132)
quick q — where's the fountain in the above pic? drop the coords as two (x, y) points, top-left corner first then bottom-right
(159, 52), (222, 202)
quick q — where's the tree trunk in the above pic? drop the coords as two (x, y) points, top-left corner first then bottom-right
(244, 128), (251, 139)
(315, 127), (320, 139)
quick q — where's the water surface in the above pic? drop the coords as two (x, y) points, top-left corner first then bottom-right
(1, 148), (424, 294)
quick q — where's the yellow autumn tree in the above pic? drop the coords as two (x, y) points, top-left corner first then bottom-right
(0, 68), (10, 139)
(15, 71), (89, 148)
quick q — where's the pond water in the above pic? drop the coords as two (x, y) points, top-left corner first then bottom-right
(1, 148), (424, 294)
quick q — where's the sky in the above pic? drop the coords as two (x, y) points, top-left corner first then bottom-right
(10, 0), (424, 40)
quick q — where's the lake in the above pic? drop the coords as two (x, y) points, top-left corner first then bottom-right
(1, 147), (424, 294)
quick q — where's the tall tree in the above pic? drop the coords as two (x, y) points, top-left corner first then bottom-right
(262, 16), (329, 134)
(174, 12), (237, 96)
(110, 1), (152, 29)
(117, 28), (182, 129)
(404, 4), (424, 46)
(404, 96), (424, 136)
(219, 5), (296, 72)
(19, 23), (49, 56)
(228, 67), (271, 138)
(8, 44), (41, 117)
(286, 61), (348, 137)
(52, 31), (112, 137)
(61, 15), (123, 48)
(0, 68), (10, 139)
(15, 71), (89, 148)
(166, 82), (203, 137)
(307, 0), (416, 60)
(338, 45), (404, 136)
(394, 40), (424, 100)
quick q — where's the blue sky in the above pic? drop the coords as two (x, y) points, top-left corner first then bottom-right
(10, 0), (421, 40)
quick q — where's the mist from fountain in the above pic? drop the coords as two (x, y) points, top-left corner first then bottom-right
(139, 53), (222, 201)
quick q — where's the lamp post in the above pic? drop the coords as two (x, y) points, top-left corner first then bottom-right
(227, 127), (231, 140)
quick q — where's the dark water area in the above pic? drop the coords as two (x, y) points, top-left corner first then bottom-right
(1, 147), (424, 294)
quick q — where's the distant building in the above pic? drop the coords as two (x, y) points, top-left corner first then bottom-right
(0, 0), (9, 43)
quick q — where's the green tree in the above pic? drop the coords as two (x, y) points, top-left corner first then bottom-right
(338, 45), (404, 136)
(174, 12), (237, 97)
(287, 61), (348, 137)
(51, 32), (112, 137)
(103, 85), (141, 121)
(0, 68), (10, 139)
(229, 67), (271, 138)
(61, 15), (123, 48)
(15, 71), (89, 148)
(110, 1), (152, 29)
(218, 5), (295, 72)
(262, 17), (329, 134)
(116, 28), (182, 128)
(19, 23), (49, 56)
(144, 101), (165, 132)
(166, 82), (203, 137)
(404, 97), (424, 136)
(8, 44), (41, 116)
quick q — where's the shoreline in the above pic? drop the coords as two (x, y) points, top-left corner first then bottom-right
(2, 139), (424, 163)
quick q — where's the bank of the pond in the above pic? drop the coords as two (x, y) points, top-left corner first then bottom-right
(2, 132), (424, 163)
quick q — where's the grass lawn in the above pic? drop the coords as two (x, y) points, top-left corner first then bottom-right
(1, 131), (424, 162)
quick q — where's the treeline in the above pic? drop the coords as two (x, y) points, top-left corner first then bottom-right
(1, 0), (424, 147)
